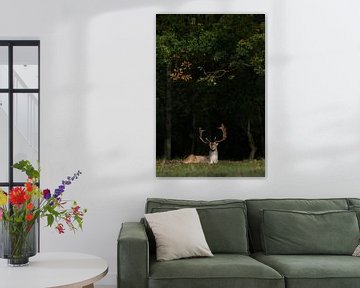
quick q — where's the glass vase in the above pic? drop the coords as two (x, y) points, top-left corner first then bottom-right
(0, 220), (37, 266)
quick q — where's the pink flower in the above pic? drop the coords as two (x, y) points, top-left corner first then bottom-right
(65, 214), (71, 225)
(72, 205), (80, 215)
(0, 208), (3, 220)
(56, 223), (65, 234)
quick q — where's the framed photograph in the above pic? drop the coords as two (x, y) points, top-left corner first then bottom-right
(156, 14), (265, 177)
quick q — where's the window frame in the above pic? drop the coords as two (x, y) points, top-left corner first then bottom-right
(0, 40), (40, 252)
(0, 40), (40, 189)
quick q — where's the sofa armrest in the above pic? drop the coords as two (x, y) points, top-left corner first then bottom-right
(118, 222), (149, 288)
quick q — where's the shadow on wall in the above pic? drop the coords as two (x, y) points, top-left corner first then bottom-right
(44, 0), (232, 181)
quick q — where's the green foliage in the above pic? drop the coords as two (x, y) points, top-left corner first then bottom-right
(12, 160), (40, 180)
(237, 30), (265, 76)
(156, 159), (265, 177)
(157, 32), (182, 64)
(47, 214), (55, 227)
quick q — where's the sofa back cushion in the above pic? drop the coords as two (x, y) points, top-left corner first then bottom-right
(246, 198), (349, 252)
(261, 209), (359, 255)
(347, 199), (360, 228)
(348, 198), (360, 207)
(145, 198), (249, 254)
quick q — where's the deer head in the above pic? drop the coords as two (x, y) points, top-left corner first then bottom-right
(199, 124), (227, 148)
(198, 124), (227, 163)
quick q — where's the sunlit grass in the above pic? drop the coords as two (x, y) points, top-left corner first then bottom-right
(156, 159), (265, 177)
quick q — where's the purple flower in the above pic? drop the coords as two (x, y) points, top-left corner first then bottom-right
(43, 189), (51, 200)
(54, 170), (82, 199)
(54, 189), (63, 198)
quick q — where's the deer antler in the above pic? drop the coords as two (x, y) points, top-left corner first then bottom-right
(214, 123), (227, 143)
(199, 128), (210, 144)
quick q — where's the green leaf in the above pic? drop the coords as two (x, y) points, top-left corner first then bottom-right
(12, 160), (40, 180)
(47, 214), (54, 227)
(46, 205), (60, 217)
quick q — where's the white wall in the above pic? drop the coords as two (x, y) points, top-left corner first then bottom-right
(0, 107), (8, 182)
(1, 0), (360, 285)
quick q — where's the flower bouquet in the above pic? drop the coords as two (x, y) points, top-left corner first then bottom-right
(0, 160), (87, 266)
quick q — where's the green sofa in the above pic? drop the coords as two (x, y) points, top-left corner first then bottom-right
(118, 198), (360, 288)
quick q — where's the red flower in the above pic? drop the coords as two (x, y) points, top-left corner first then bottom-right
(25, 182), (33, 192)
(56, 223), (65, 234)
(9, 187), (26, 205)
(24, 193), (31, 200)
(26, 203), (34, 210)
(26, 214), (33, 221)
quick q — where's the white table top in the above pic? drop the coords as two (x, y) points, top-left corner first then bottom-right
(0, 252), (108, 288)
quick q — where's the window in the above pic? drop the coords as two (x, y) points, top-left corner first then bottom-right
(0, 40), (40, 190)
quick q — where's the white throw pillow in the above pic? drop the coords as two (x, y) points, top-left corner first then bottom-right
(353, 244), (360, 256)
(145, 208), (213, 261)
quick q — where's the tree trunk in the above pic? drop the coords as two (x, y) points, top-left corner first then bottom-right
(249, 144), (257, 161)
(247, 120), (257, 160)
(164, 62), (172, 159)
(190, 91), (199, 154)
(191, 113), (196, 154)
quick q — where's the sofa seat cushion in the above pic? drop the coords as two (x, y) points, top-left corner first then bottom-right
(252, 252), (360, 288)
(149, 254), (284, 288)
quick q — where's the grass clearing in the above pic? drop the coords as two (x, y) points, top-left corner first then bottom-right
(156, 159), (265, 177)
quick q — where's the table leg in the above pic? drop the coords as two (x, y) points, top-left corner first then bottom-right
(82, 284), (94, 288)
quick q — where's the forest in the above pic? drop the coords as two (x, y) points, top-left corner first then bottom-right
(156, 14), (265, 176)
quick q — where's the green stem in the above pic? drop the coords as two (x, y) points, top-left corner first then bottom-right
(8, 222), (30, 259)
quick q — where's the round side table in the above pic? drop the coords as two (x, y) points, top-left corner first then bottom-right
(0, 252), (108, 288)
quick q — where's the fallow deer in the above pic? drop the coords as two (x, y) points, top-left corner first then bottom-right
(183, 124), (227, 164)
